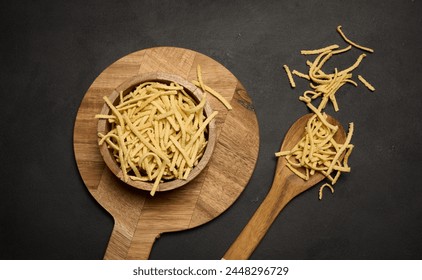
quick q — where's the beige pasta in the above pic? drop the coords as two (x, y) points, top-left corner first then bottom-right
(283, 25), (375, 113)
(300, 44), (339, 55)
(96, 81), (217, 196)
(337, 25), (374, 53)
(275, 112), (354, 186)
(283, 64), (296, 88)
(358, 75), (376, 91)
(192, 65), (233, 110)
(277, 25), (376, 199)
(318, 183), (335, 200)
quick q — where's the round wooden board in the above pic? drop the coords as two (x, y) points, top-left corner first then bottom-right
(73, 47), (259, 259)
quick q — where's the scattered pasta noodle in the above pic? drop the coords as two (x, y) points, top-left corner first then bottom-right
(283, 25), (375, 112)
(297, 49), (367, 111)
(96, 81), (217, 196)
(318, 183), (335, 200)
(358, 75), (376, 92)
(192, 65), (233, 110)
(300, 44), (339, 55)
(275, 111), (354, 186)
(283, 65), (296, 88)
(277, 25), (375, 199)
(336, 25), (374, 53)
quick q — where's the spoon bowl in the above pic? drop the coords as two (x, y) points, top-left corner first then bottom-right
(223, 113), (347, 259)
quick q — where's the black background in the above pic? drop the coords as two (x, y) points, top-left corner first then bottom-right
(1, 0), (421, 260)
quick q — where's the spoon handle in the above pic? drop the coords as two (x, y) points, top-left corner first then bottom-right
(222, 166), (296, 260)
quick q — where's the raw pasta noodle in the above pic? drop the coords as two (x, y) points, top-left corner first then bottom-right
(275, 112), (354, 186)
(336, 25), (374, 53)
(275, 25), (377, 199)
(318, 183), (335, 200)
(96, 81), (217, 196)
(292, 70), (310, 80)
(300, 44), (339, 55)
(283, 26), (375, 112)
(358, 75), (375, 91)
(283, 65), (296, 88)
(296, 49), (365, 111)
(192, 65), (233, 110)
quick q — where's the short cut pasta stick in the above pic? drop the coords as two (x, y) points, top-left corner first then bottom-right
(358, 75), (375, 91)
(283, 65), (296, 88)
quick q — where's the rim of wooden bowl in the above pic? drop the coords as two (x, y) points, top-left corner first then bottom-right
(96, 72), (217, 193)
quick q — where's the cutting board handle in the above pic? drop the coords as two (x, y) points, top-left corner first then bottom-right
(95, 169), (159, 260)
(104, 220), (160, 260)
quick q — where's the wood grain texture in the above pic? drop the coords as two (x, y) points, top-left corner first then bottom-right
(96, 72), (217, 193)
(73, 47), (259, 259)
(222, 114), (346, 260)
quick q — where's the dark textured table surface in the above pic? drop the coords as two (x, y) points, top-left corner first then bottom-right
(1, 0), (421, 260)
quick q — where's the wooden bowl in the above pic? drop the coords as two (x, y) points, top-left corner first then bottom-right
(96, 72), (217, 193)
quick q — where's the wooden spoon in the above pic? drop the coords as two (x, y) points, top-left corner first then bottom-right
(223, 113), (346, 260)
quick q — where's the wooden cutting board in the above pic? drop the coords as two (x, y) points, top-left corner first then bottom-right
(73, 47), (259, 259)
